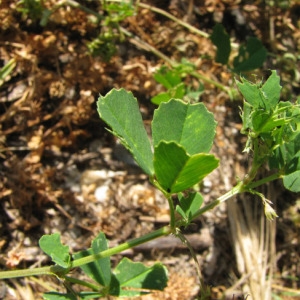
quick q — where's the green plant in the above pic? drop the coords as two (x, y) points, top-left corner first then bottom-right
(211, 23), (267, 73)
(152, 23), (268, 105)
(151, 60), (204, 105)
(16, 0), (44, 21)
(18, 0), (267, 99)
(0, 70), (299, 299)
(22, 0), (265, 99)
(87, 1), (135, 60)
(0, 59), (16, 87)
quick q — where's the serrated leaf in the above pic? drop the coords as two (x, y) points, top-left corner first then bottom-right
(260, 70), (281, 108)
(176, 192), (203, 222)
(236, 77), (265, 108)
(152, 99), (216, 154)
(39, 234), (70, 268)
(73, 232), (111, 287)
(109, 258), (168, 297)
(97, 89), (153, 175)
(233, 37), (267, 72)
(211, 23), (231, 65)
(154, 142), (219, 193)
(236, 71), (281, 111)
(269, 132), (300, 170)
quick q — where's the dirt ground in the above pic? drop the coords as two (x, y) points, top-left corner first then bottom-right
(0, 0), (300, 299)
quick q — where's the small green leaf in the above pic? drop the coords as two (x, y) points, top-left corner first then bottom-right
(154, 142), (219, 193)
(109, 257), (168, 297)
(251, 110), (272, 131)
(151, 83), (186, 105)
(233, 37), (267, 72)
(236, 77), (265, 108)
(97, 89), (153, 175)
(39, 234), (70, 268)
(269, 131), (300, 192)
(151, 92), (172, 105)
(152, 99), (217, 154)
(153, 66), (182, 89)
(185, 84), (204, 102)
(251, 110), (289, 134)
(73, 232), (111, 287)
(260, 70), (281, 108)
(106, 2), (134, 20)
(236, 70), (281, 111)
(211, 23), (231, 65)
(40, 9), (52, 26)
(176, 192), (203, 223)
(269, 133), (300, 171)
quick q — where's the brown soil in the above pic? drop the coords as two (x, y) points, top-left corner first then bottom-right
(0, 0), (299, 299)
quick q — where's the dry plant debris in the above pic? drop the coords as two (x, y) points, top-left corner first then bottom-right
(0, 0), (299, 299)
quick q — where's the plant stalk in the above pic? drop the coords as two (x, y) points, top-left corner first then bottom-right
(192, 168), (280, 221)
(166, 195), (176, 230)
(0, 226), (171, 280)
(247, 172), (280, 189)
(65, 275), (102, 291)
(191, 181), (244, 220)
(72, 225), (171, 268)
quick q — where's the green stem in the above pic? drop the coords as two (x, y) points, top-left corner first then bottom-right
(150, 177), (176, 231)
(166, 195), (176, 230)
(247, 172), (280, 189)
(191, 169), (280, 221)
(0, 226), (171, 280)
(0, 171), (280, 280)
(65, 275), (101, 291)
(190, 70), (230, 93)
(191, 181), (244, 220)
(0, 265), (56, 280)
(72, 226), (171, 268)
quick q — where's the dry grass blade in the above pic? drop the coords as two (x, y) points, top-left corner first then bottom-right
(226, 184), (276, 300)
(227, 182), (276, 300)
(7, 279), (35, 300)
